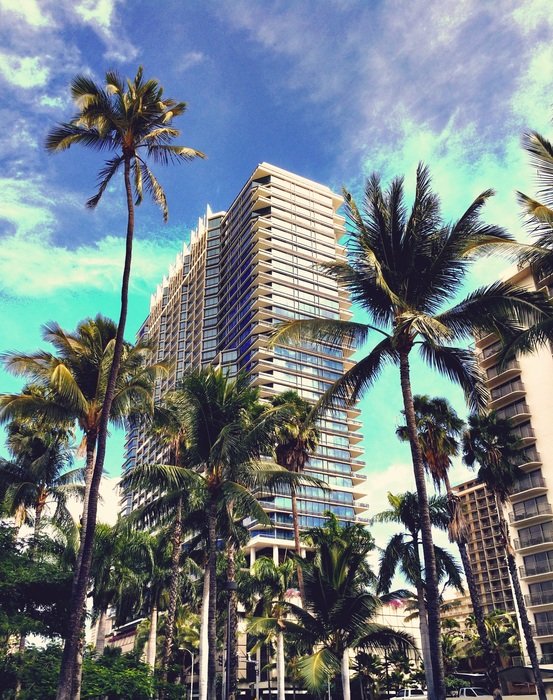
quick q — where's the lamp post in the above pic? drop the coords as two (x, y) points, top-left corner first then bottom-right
(225, 580), (238, 700)
(180, 647), (195, 700)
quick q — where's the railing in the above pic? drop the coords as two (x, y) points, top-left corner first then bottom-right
(486, 358), (520, 379)
(536, 622), (553, 636)
(510, 503), (552, 522)
(520, 447), (541, 464)
(514, 531), (553, 549)
(490, 379), (525, 401)
(540, 653), (553, 664)
(480, 341), (503, 359)
(520, 560), (553, 577)
(525, 590), (553, 606)
(496, 401), (531, 421)
(511, 423), (535, 440)
(512, 475), (546, 493)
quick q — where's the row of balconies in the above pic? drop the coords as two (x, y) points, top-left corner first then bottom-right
(514, 531), (553, 550)
(520, 561), (553, 578)
(524, 590), (553, 607)
(510, 502), (552, 523)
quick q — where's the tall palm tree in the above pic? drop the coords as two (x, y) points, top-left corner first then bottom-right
(45, 68), (204, 700)
(247, 557), (298, 700)
(0, 419), (81, 537)
(463, 411), (546, 700)
(285, 522), (414, 700)
(374, 491), (462, 698)
(397, 395), (498, 689)
(270, 390), (319, 605)
(271, 164), (553, 700)
(148, 367), (316, 700)
(0, 316), (166, 699)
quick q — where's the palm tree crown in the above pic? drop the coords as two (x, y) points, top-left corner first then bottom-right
(46, 66), (205, 219)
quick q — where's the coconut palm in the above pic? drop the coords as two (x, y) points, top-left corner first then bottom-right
(284, 522), (414, 700)
(144, 367), (319, 700)
(0, 419), (81, 537)
(270, 390), (319, 604)
(464, 610), (521, 670)
(375, 491), (462, 699)
(396, 395), (498, 689)
(247, 557), (298, 700)
(46, 67), (204, 699)
(463, 411), (546, 700)
(271, 164), (553, 700)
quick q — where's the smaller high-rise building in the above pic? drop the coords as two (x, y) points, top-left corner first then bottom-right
(453, 477), (515, 615)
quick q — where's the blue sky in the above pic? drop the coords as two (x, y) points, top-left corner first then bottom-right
(1, 0), (553, 524)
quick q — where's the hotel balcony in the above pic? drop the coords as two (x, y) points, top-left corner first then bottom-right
(489, 378), (526, 409)
(511, 423), (536, 444)
(496, 400), (532, 425)
(535, 623), (553, 638)
(485, 358), (521, 387)
(510, 503), (553, 526)
(511, 475), (547, 502)
(514, 531), (553, 552)
(520, 560), (553, 579)
(525, 590), (553, 607)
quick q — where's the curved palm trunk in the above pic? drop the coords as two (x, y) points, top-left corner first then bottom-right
(341, 647), (351, 700)
(399, 350), (445, 700)
(207, 495), (218, 700)
(160, 496), (183, 686)
(95, 609), (108, 655)
(497, 505), (546, 700)
(199, 565), (210, 700)
(56, 157), (135, 700)
(276, 630), (286, 700)
(227, 541), (239, 700)
(415, 582), (435, 700)
(147, 604), (158, 669)
(290, 484), (306, 606)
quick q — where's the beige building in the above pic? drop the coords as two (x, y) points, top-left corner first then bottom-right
(122, 162), (369, 558)
(474, 265), (553, 665)
(452, 478), (515, 616)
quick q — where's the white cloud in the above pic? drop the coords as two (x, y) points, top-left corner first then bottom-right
(0, 52), (49, 88)
(0, 0), (52, 27)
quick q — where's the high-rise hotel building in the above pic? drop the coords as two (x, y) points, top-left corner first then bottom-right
(122, 163), (368, 561)
(474, 265), (553, 664)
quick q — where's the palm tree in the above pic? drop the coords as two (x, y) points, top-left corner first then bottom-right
(464, 610), (521, 670)
(396, 395), (498, 689)
(375, 492), (462, 698)
(46, 68), (204, 700)
(270, 390), (319, 605)
(247, 557), (298, 700)
(0, 419), (81, 538)
(271, 164), (553, 700)
(463, 411), (546, 700)
(284, 520), (414, 700)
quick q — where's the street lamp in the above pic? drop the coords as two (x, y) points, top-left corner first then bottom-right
(180, 647), (195, 700)
(225, 580), (238, 700)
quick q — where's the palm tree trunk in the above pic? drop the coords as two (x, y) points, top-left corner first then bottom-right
(56, 156), (135, 700)
(71, 637), (84, 700)
(290, 484), (306, 606)
(147, 604), (158, 669)
(199, 566), (210, 700)
(276, 630), (285, 700)
(398, 349), (445, 700)
(498, 508), (546, 700)
(341, 647), (351, 700)
(227, 541), (239, 700)
(95, 609), (108, 655)
(207, 495), (218, 700)
(415, 582), (435, 700)
(160, 496), (183, 686)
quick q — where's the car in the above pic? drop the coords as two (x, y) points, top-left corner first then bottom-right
(395, 689), (428, 700)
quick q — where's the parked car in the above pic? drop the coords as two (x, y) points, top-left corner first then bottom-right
(395, 689), (427, 700)
(450, 688), (493, 699)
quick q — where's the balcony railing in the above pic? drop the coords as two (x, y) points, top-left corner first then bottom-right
(525, 590), (553, 606)
(486, 358), (520, 379)
(520, 560), (553, 577)
(520, 447), (541, 464)
(540, 653), (553, 664)
(512, 475), (546, 494)
(512, 423), (536, 440)
(490, 379), (525, 401)
(497, 401), (531, 421)
(510, 503), (552, 523)
(514, 531), (553, 549)
(480, 341), (503, 359)
(536, 622), (553, 636)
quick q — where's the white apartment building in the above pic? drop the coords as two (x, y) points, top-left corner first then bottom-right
(475, 265), (553, 664)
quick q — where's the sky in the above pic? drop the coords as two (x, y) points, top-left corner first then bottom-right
(1, 0), (553, 532)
